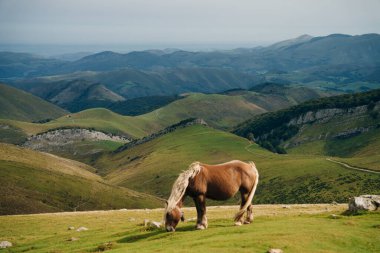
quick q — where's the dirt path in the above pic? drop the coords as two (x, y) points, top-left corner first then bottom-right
(326, 158), (380, 174)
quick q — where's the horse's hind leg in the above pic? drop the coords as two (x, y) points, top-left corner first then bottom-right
(194, 195), (208, 230)
(245, 204), (254, 224)
(235, 192), (249, 226)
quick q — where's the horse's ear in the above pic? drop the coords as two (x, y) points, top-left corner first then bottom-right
(165, 200), (168, 207)
(181, 211), (185, 222)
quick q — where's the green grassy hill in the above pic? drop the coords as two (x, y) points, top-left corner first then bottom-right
(0, 143), (163, 215)
(95, 125), (380, 203)
(0, 86), (329, 140)
(0, 83), (67, 122)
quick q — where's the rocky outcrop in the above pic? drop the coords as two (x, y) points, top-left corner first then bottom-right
(23, 128), (130, 149)
(348, 195), (380, 212)
(288, 105), (368, 126)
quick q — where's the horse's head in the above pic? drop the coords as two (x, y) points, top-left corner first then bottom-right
(164, 204), (184, 232)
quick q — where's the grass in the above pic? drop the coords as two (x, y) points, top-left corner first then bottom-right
(0, 205), (379, 253)
(0, 83), (67, 122)
(0, 89), (328, 139)
(287, 113), (380, 171)
(0, 143), (163, 214)
(96, 125), (380, 203)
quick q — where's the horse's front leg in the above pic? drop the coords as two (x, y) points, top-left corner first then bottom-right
(193, 194), (208, 230)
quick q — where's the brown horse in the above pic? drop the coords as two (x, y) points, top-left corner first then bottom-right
(164, 160), (259, 232)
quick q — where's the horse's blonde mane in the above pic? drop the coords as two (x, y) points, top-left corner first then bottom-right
(165, 162), (202, 212)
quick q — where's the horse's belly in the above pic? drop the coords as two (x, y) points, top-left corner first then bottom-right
(205, 183), (239, 201)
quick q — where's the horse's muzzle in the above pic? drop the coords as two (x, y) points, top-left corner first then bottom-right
(166, 226), (175, 232)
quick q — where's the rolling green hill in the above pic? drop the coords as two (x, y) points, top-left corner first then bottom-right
(0, 86), (328, 139)
(0, 83), (67, 122)
(0, 143), (163, 215)
(95, 125), (380, 203)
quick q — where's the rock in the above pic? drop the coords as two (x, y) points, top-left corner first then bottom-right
(150, 221), (162, 228)
(67, 237), (79, 241)
(268, 249), (283, 253)
(76, 226), (89, 232)
(0, 241), (12, 248)
(68, 226), (75, 230)
(329, 214), (341, 219)
(143, 219), (161, 228)
(349, 195), (380, 212)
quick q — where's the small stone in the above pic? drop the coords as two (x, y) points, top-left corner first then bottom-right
(282, 205), (290, 209)
(268, 249), (283, 253)
(68, 226), (75, 230)
(0, 241), (12, 249)
(329, 214), (340, 219)
(67, 237), (79, 241)
(76, 226), (88, 232)
(144, 219), (150, 227)
(150, 221), (161, 228)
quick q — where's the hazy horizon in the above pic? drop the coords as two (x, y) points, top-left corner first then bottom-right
(1, 0), (380, 55)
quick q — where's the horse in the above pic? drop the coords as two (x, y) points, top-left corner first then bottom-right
(164, 160), (259, 232)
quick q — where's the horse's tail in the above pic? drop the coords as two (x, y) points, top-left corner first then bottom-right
(234, 161), (259, 221)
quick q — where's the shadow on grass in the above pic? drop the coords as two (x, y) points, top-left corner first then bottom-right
(341, 209), (369, 216)
(117, 224), (197, 243)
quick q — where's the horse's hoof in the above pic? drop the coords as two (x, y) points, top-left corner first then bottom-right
(243, 220), (251, 224)
(234, 221), (242, 226)
(196, 224), (206, 230)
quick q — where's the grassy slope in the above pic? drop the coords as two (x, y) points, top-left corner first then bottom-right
(96, 125), (380, 203)
(287, 110), (380, 171)
(0, 88), (327, 139)
(0, 143), (162, 214)
(0, 205), (378, 253)
(0, 83), (67, 122)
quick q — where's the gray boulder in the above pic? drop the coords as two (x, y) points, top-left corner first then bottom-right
(349, 195), (380, 212)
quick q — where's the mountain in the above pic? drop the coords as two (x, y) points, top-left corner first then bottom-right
(12, 79), (125, 112)
(0, 85), (329, 143)
(0, 51), (64, 78)
(2, 34), (379, 89)
(0, 143), (162, 215)
(267, 34), (313, 50)
(0, 83), (67, 122)
(11, 67), (262, 100)
(233, 89), (380, 169)
(106, 95), (182, 116)
(94, 124), (380, 203)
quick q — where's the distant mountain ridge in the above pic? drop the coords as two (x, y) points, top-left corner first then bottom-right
(1, 33), (379, 76)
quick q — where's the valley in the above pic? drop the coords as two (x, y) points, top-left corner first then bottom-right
(0, 34), (379, 217)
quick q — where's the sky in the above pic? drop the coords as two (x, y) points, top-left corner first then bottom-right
(0, 0), (380, 54)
